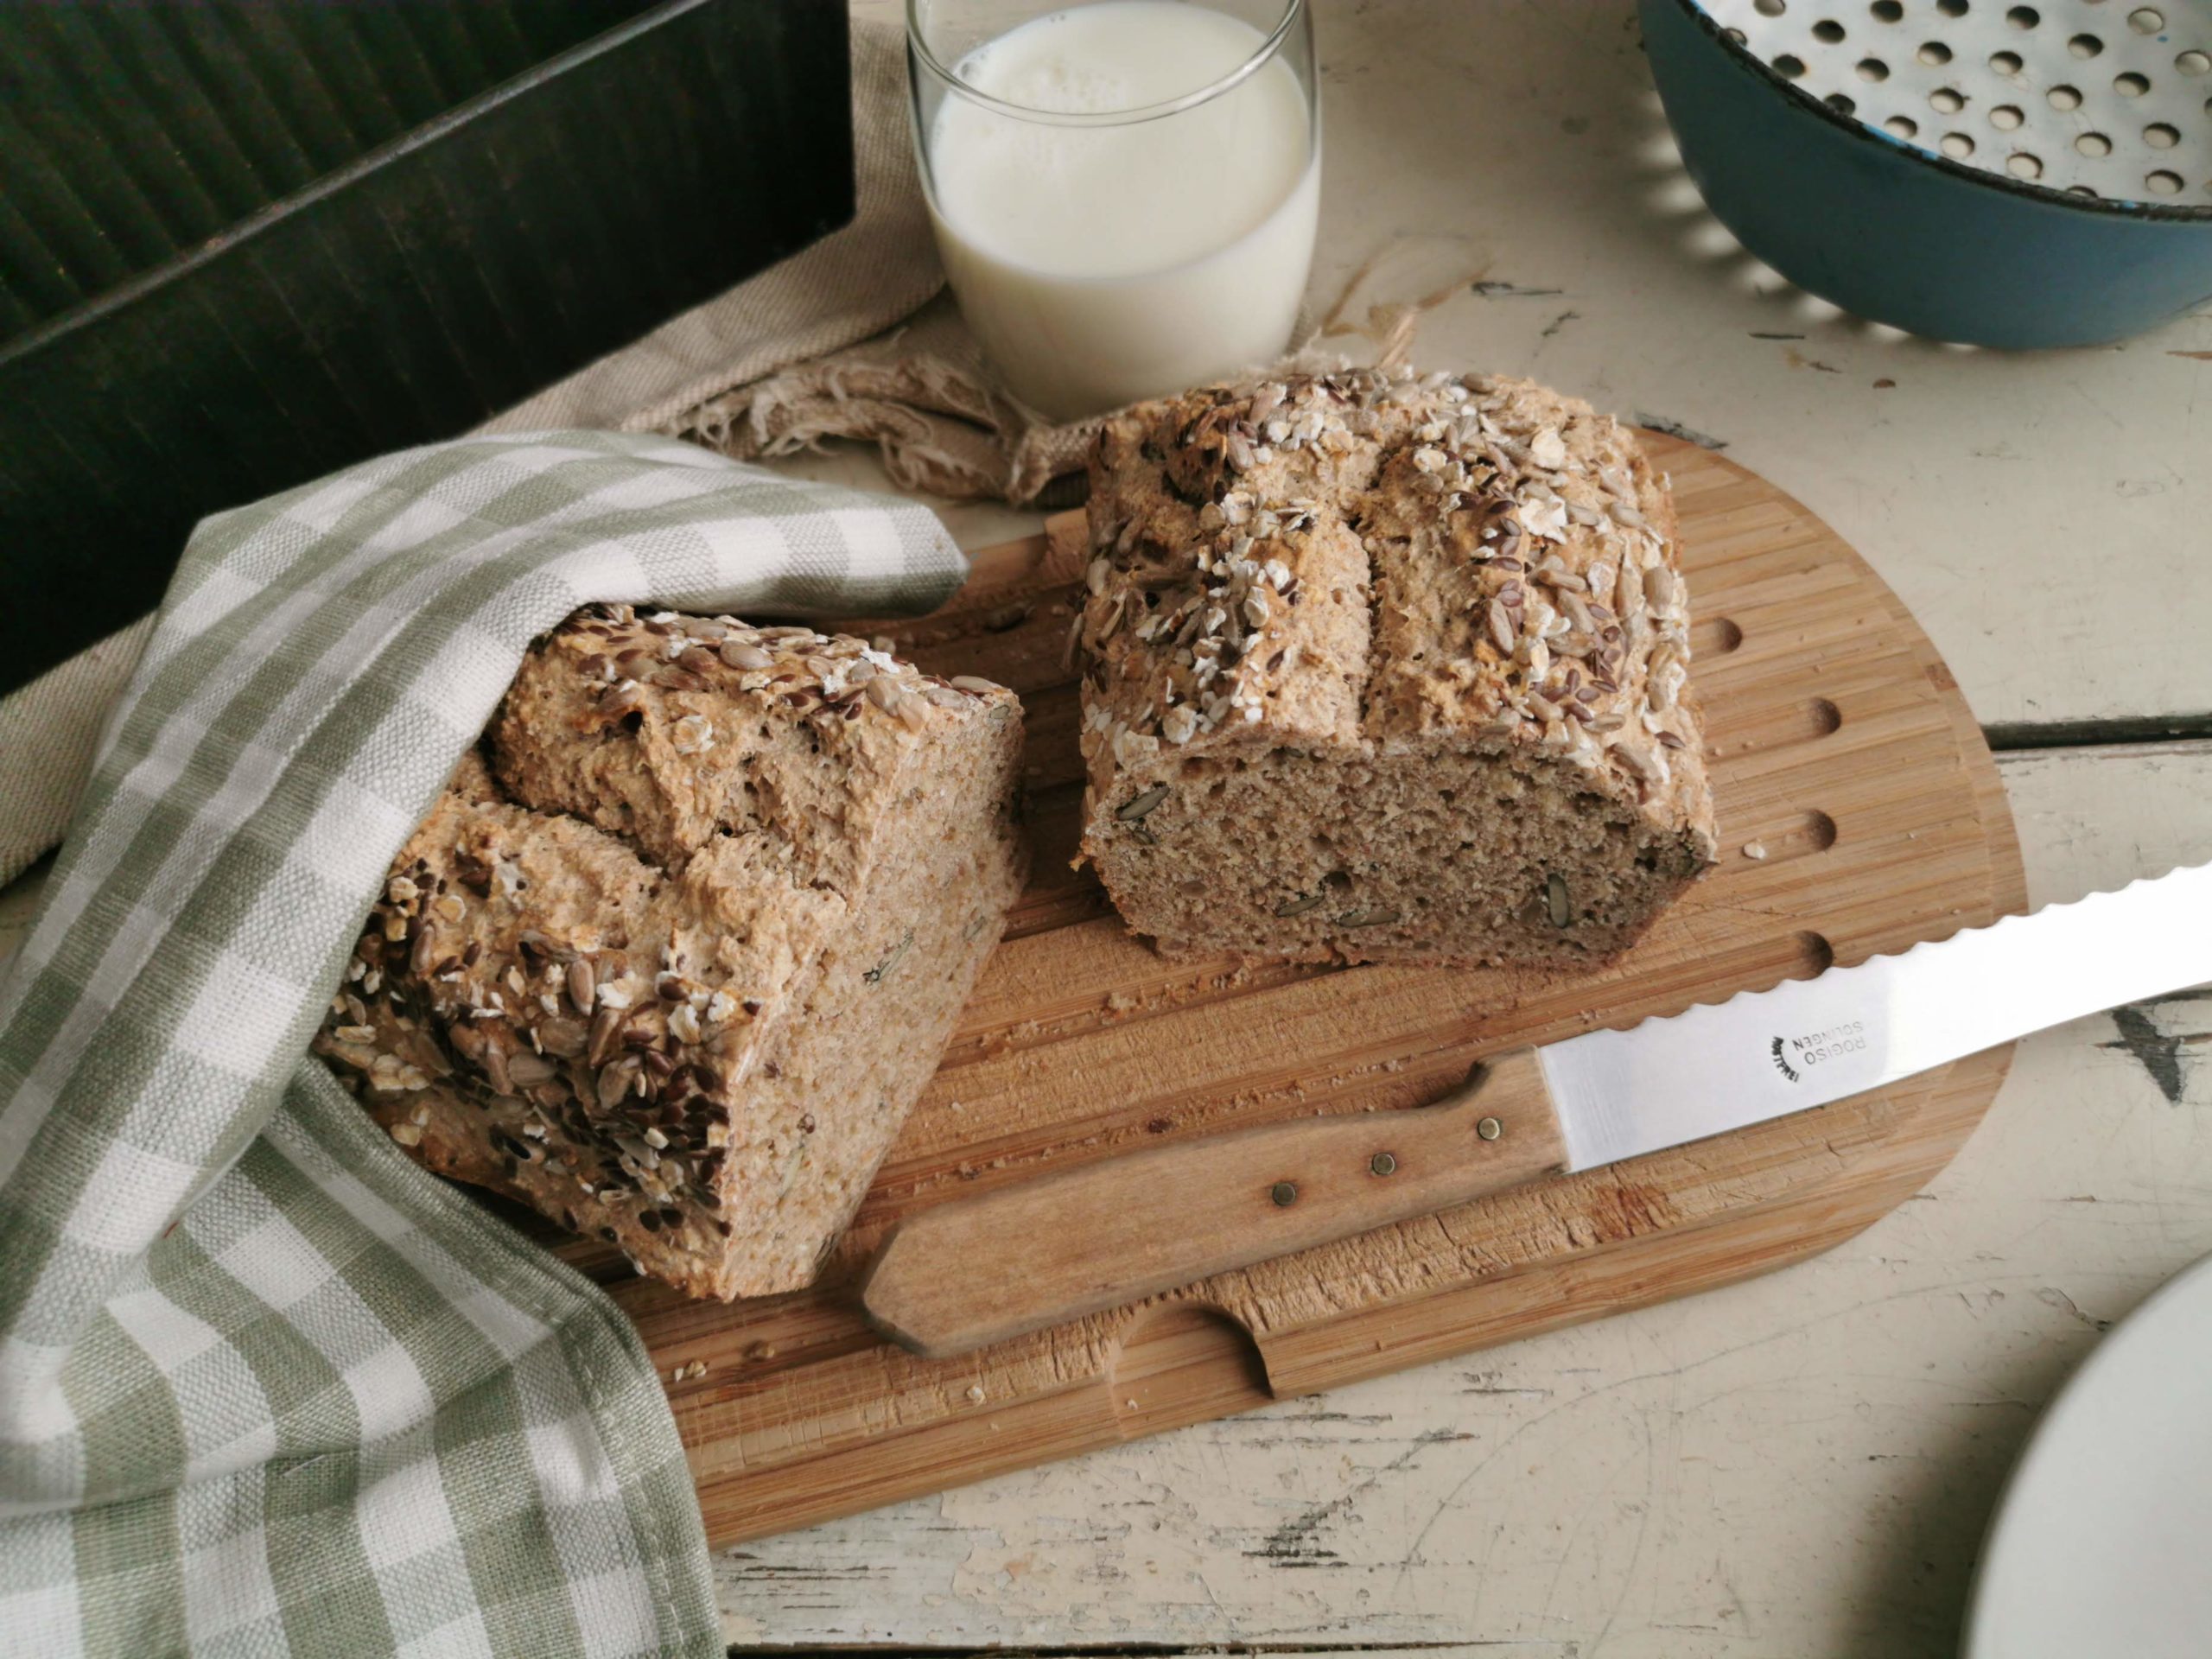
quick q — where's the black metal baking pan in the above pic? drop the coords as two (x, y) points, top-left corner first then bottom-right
(0, 0), (855, 696)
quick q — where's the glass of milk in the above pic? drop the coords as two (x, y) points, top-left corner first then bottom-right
(906, 0), (1319, 422)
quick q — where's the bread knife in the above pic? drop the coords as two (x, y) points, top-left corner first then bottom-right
(863, 862), (2212, 1358)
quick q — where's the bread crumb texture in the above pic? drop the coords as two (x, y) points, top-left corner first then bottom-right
(1077, 367), (1717, 968)
(316, 609), (1027, 1300)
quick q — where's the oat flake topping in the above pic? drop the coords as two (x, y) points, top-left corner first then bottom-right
(1075, 366), (1702, 817)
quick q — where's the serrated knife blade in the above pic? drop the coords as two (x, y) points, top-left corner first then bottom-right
(1541, 861), (2212, 1173)
(864, 863), (2212, 1358)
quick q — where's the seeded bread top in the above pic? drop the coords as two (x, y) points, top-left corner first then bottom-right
(322, 610), (1022, 1235)
(323, 765), (841, 1128)
(493, 606), (1013, 890)
(1078, 369), (1713, 847)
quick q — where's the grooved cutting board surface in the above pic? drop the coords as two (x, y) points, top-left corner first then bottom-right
(542, 435), (2026, 1544)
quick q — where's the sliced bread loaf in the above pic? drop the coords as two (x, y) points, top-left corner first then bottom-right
(1075, 369), (1716, 968)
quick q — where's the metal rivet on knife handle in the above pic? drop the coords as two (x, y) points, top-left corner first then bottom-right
(1270, 1180), (1299, 1206)
(1370, 1151), (1397, 1177)
(1477, 1116), (1503, 1141)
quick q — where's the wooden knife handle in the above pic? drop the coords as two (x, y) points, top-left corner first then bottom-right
(861, 1046), (1570, 1359)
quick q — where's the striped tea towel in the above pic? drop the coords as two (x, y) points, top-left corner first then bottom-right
(0, 431), (968, 1657)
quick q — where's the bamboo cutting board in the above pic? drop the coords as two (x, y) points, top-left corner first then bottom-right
(539, 434), (2025, 1543)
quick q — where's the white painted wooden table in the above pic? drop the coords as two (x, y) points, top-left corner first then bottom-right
(5, 3), (2206, 1655)
(725, 3), (2212, 1654)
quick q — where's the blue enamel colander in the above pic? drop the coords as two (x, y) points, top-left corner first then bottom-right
(1642, 0), (2212, 346)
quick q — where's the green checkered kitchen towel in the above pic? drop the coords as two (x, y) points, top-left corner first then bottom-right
(0, 431), (968, 1656)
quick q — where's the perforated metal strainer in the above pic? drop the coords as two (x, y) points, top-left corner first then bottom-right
(1641, 0), (2212, 345)
(1715, 0), (2211, 201)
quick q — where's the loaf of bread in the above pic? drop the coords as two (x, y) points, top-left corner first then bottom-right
(1075, 368), (1716, 968)
(315, 607), (1027, 1299)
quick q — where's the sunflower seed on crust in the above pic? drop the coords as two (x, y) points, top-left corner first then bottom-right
(1116, 785), (1171, 822)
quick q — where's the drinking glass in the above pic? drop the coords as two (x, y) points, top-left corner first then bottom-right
(906, 0), (1319, 422)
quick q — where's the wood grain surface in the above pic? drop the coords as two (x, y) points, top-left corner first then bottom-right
(863, 1046), (1573, 1357)
(533, 433), (2026, 1545)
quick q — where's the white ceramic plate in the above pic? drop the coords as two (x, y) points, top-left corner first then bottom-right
(1963, 1251), (2212, 1658)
